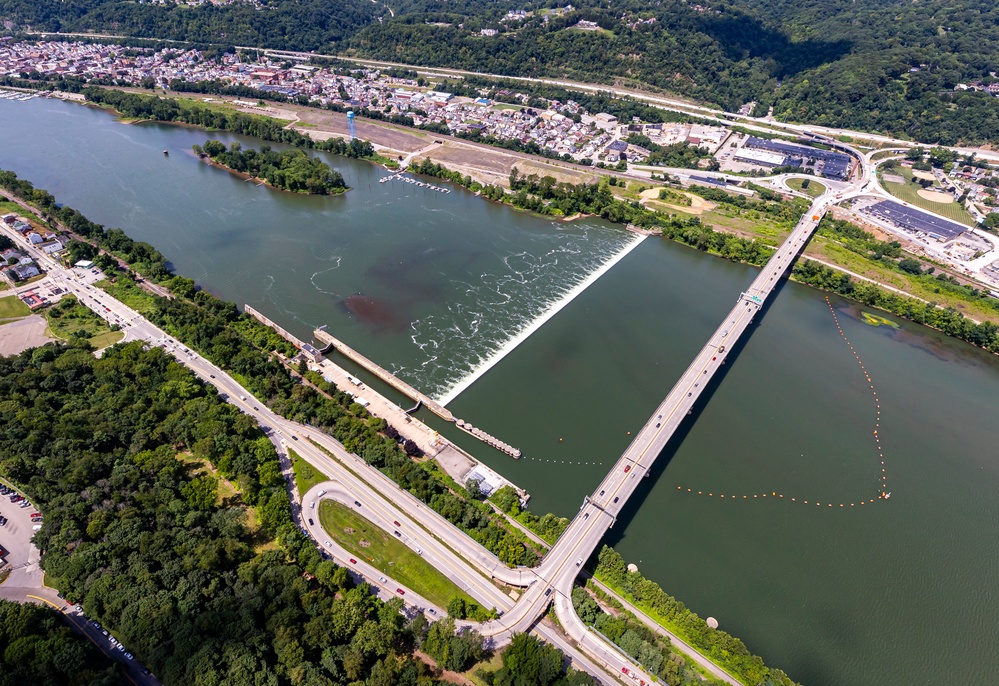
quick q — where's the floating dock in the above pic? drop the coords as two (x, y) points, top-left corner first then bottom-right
(314, 326), (522, 459)
(380, 173), (451, 193)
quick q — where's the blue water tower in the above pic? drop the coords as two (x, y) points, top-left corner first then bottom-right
(347, 111), (356, 141)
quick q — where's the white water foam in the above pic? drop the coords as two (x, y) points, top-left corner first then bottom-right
(437, 233), (647, 405)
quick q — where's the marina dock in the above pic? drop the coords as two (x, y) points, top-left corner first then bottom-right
(379, 173), (451, 193)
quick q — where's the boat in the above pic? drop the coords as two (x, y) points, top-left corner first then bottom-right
(163, 149), (169, 156)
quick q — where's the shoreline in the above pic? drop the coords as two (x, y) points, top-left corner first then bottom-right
(37, 94), (999, 354)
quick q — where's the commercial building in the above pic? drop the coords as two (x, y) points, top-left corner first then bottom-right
(864, 200), (967, 241)
(743, 136), (853, 180)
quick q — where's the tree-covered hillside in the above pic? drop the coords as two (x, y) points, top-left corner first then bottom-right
(0, 0), (377, 50)
(344, 0), (999, 144)
(3, 0), (999, 141)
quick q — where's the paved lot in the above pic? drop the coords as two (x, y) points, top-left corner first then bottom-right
(0, 479), (41, 571)
(0, 478), (160, 685)
(0, 314), (54, 356)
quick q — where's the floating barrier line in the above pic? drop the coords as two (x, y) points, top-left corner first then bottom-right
(676, 296), (890, 510)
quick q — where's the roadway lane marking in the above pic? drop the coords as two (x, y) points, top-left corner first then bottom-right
(26, 594), (62, 610)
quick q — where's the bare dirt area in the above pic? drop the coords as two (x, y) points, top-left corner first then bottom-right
(911, 169), (936, 181)
(294, 107), (428, 154)
(514, 159), (599, 185)
(0, 315), (54, 356)
(916, 188), (955, 203)
(420, 144), (519, 186)
(232, 103), (300, 123)
(639, 187), (715, 215)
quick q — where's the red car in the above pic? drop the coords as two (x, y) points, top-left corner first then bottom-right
(393, 520), (401, 527)
(349, 558), (357, 565)
(29, 512), (40, 518)
(624, 465), (631, 473)
(396, 588), (405, 595)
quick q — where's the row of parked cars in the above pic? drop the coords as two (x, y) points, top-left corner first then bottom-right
(0, 484), (39, 527)
(90, 619), (140, 664)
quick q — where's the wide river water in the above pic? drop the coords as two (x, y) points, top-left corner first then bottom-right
(3, 98), (999, 685)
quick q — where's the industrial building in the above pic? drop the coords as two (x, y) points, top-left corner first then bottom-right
(742, 136), (853, 180)
(864, 200), (967, 241)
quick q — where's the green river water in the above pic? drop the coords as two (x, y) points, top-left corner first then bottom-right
(2, 97), (998, 685)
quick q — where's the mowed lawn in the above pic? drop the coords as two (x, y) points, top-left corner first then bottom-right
(0, 295), (30, 321)
(787, 178), (826, 198)
(318, 499), (478, 610)
(291, 450), (328, 497)
(881, 166), (975, 226)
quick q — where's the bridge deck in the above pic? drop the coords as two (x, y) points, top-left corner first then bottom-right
(549, 198), (828, 573)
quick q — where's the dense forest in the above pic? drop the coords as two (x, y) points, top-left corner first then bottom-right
(0, 600), (122, 685)
(195, 139), (347, 194)
(344, 0), (999, 144)
(0, 341), (446, 684)
(0, 0), (376, 49)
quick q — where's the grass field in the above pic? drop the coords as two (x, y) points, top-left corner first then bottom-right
(318, 499), (479, 610)
(96, 278), (158, 316)
(0, 201), (52, 231)
(786, 178), (827, 198)
(291, 449), (328, 497)
(0, 295), (30, 320)
(806, 237), (999, 323)
(880, 165), (975, 226)
(701, 207), (792, 247)
(44, 295), (124, 348)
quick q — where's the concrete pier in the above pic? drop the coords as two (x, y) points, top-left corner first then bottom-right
(314, 326), (523, 459)
(240, 309), (529, 500)
(314, 326), (453, 421)
(309, 355), (528, 502)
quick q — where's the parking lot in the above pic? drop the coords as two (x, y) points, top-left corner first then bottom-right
(0, 479), (42, 572)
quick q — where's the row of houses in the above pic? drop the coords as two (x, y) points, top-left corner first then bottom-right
(1, 213), (62, 282)
(1, 40), (724, 165)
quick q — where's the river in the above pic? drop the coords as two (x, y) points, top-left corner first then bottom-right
(3, 97), (999, 685)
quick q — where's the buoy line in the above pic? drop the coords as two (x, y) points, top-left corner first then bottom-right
(675, 296), (890, 509)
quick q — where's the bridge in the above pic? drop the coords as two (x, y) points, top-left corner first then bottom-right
(478, 195), (832, 662)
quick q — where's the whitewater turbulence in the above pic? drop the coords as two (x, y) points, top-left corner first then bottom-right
(437, 233), (646, 406)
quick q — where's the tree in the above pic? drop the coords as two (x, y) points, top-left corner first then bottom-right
(898, 258), (924, 275)
(493, 633), (564, 686)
